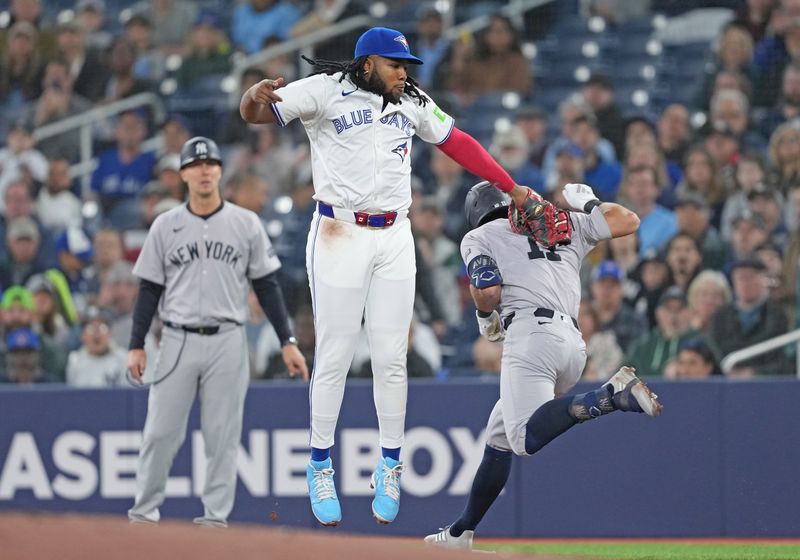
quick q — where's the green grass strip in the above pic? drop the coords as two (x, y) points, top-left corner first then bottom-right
(478, 542), (800, 560)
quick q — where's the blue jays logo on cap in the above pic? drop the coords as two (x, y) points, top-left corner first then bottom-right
(354, 27), (423, 64)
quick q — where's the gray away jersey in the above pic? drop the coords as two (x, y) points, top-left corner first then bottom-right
(460, 208), (611, 320)
(133, 202), (281, 325)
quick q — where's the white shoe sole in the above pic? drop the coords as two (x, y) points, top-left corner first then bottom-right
(609, 366), (663, 417)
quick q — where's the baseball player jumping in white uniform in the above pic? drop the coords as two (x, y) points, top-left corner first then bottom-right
(424, 182), (663, 549)
(127, 137), (308, 527)
(240, 27), (547, 526)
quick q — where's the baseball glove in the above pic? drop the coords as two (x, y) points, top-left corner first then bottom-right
(508, 189), (573, 248)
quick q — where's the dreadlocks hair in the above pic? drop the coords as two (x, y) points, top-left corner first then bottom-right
(301, 55), (429, 107)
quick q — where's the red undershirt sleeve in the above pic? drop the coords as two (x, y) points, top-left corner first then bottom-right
(435, 127), (516, 193)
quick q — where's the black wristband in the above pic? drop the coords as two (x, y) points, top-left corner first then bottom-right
(583, 199), (602, 213)
(477, 309), (493, 318)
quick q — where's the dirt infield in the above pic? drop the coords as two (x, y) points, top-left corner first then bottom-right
(0, 513), (582, 560)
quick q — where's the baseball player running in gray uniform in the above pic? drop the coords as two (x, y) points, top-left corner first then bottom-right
(127, 136), (308, 527)
(425, 182), (663, 549)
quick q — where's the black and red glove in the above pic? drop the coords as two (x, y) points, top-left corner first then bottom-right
(508, 189), (573, 248)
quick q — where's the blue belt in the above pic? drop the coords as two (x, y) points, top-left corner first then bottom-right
(318, 201), (398, 228)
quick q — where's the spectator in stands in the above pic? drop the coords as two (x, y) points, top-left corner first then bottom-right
(619, 165), (678, 257)
(220, 68), (265, 146)
(76, 0), (112, 51)
(160, 113), (192, 157)
(448, 15), (533, 98)
(577, 299), (622, 382)
(731, 0), (777, 43)
(710, 89), (766, 152)
(677, 144), (728, 227)
(0, 121), (48, 208)
(263, 305), (315, 379)
(707, 69), (755, 108)
(0, 217), (49, 286)
(753, 0), (800, 106)
(671, 338), (719, 379)
(754, 240), (788, 302)
(627, 252), (670, 329)
(426, 149), (474, 241)
(782, 225), (800, 326)
(625, 286), (698, 378)
(488, 125), (544, 191)
(261, 35), (298, 84)
(176, 13), (232, 90)
(36, 157), (82, 234)
(292, 0), (367, 63)
(664, 231), (703, 291)
(132, 0), (197, 53)
(551, 143), (586, 192)
(572, 115), (622, 201)
(726, 209), (771, 272)
(0, 327), (55, 383)
(410, 5), (451, 91)
(582, 0), (651, 23)
(721, 152), (767, 238)
(657, 104), (691, 166)
(624, 139), (680, 207)
(703, 124), (741, 196)
(226, 126), (298, 197)
(123, 13), (164, 82)
(686, 269), (732, 335)
(96, 261), (138, 350)
(66, 307), (127, 387)
(470, 335), (502, 376)
(760, 61), (800, 136)
(101, 37), (154, 106)
(786, 184), (800, 231)
(225, 173), (270, 226)
(747, 185), (789, 248)
(589, 260), (648, 351)
(139, 181), (170, 229)
(624, 115), (657, 148)
(698, 24), (756, 111)
(708, 258), (789, 376)
(26, 273), (72, 347)
(152, 153), (184, 201)
(55, 18), (108, 102)
(91, 109), (156, 224)
(0, 0), (57, 60)
(92, 228), (123, 284)
(56, 226), (98, 304)
(766, 121), (800, 193)
(543, 100), (616, 190)
(674, 192), (727, 271)
(232, 0), (300, 54)
(0, 22), (45, 124)
(22, 59), (92, 162)
(581, 73), (626, 156)
(0, 180), (56, 264)
(410, 198), (462, 327)
(607, 232), (641, 291)
(0, 285), (67, 380)
(513, 106), (549, 167)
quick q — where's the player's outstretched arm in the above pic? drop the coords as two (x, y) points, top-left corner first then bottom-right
(240, 77), (285, 125)
(562, 182), (639, 238)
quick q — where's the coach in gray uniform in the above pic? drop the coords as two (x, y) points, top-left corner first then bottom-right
(127, 136), (308, 527)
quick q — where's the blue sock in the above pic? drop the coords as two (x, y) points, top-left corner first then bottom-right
(525, 386), (616, 455)
(311, 447), (330, 462)
(381, 447), (400, 461)
(449, 445), (512, 537)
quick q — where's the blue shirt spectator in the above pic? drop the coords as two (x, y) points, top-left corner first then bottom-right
(232, 0), (300, 54)
(638, 206), (679, 258)
(621, 165), (678, 257)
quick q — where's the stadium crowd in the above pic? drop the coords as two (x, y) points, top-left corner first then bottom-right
(0, 0), (798, 385)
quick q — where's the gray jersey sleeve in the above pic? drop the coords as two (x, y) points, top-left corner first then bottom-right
(133, 215), (166, 285)
(570, 207), (612, 254)
(460, 230), (495, 267)
(247, 213), (282, 279)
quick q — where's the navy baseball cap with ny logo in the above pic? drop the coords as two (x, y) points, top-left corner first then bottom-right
(354, 27), (424, 64)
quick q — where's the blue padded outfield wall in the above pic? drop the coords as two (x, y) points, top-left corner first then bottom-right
(0, 379), (798, 537)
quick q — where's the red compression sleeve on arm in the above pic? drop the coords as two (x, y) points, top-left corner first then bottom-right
(436, 127), (516, 192)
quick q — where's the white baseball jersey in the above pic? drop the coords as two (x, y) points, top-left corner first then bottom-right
(460, 208), (612, 320)
(133, 202), (281, 325)
(271, 72), (455, 212)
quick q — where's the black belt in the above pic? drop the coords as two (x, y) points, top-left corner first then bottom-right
(502, 309), (579, 330)
(163, 321), (220, 335)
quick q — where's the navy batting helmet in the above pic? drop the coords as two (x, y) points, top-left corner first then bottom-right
(179, 136), (222, 170)
(464, 181), (511, 229)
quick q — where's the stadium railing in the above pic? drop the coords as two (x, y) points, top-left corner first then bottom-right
(721, 328), (800, 378)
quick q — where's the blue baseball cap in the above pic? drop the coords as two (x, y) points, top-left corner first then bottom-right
(592, 260), (625, 283)
(6, 328), (40, 351)
(354, 27), (423, 64)
(558, 141), (585, 158)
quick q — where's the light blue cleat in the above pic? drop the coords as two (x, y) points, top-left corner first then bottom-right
(307, 458), (341, 526)
(370, 457), (404, 524)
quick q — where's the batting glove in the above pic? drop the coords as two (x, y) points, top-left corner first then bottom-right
(476, 310), (505, 343)
(563, 183), (601, 213)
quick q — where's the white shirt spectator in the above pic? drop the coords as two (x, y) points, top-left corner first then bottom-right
(66, 344), (128, 387)
(37, 189), (83, 233)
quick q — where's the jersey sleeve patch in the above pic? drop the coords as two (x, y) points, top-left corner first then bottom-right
(467, 254), (503, 289)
